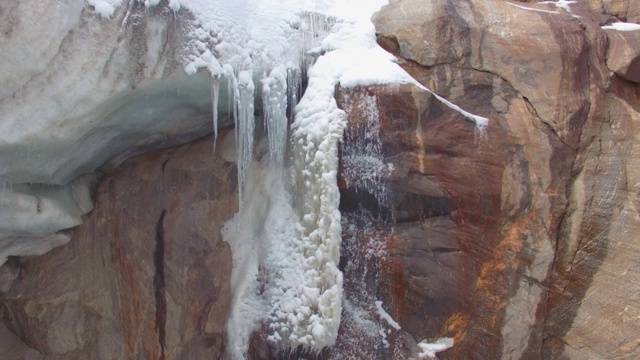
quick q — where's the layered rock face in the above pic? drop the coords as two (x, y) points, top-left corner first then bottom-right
(1, 0), (640, 359)
(1, 133), (237, 359)
(332, 0), (640, 359)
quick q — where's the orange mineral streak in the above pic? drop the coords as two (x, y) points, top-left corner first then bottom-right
(475, 209), (539, 328)
(441, 311), (470, 344)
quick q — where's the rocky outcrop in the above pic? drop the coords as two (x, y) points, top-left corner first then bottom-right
(603, 26), (640, 82)
(336, 78), (572, 358)
(330, 0), (640, 359)
(0, 133), (237, 359)
(586, 0), (640, 23)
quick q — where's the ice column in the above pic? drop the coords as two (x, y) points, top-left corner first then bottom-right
(235, 70), (255, 209)
(210, 75), (220, 149)
(262, 65), (289, 172)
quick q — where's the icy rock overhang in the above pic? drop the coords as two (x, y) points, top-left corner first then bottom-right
(0, 1), (236, 264)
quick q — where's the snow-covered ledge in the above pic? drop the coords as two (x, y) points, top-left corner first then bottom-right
(0, 1), (235, 264)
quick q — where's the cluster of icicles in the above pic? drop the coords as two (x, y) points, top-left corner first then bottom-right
(206, 18), (345, 360)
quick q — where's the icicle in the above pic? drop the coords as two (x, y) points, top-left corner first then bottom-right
(236, 70), (255, 211)
(262, 65), (289, 173)
(286, 62), (301, 122)
(208, 58), (223, 152)
(211, 75), (220, 151)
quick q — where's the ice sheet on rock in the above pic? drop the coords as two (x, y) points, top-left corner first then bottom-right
(0, 176), (94, 236)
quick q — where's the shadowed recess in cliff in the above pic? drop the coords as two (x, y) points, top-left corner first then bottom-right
(153, 210), (167, 360)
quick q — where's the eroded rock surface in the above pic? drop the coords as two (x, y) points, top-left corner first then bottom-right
(586, 0), (640, 23)
(0, 133), (236, 359)
(329, 0), (640, 359)
(603, 26), (640, 82)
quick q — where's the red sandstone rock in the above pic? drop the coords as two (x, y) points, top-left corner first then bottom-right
(0, 133), (236, 359)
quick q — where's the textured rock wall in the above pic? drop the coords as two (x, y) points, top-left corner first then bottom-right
(0, 133), (237, 359)
(349, 0), (640, 359)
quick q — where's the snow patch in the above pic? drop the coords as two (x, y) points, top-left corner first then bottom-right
(86, 0), (123, 18)
(417, 338), (455, 359)
(428, 90), (489, 129)
(540, 0), (576, 12)
(374, 301), (401, 330)
(507, 2), (560, 14)
(602, 22), (640, 31)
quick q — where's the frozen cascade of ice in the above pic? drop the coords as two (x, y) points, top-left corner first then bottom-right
(235, 71), (256, 210)
(340, 91), (394, 212)
(299, 11), (337, 72)
(72, 1), (475, 358)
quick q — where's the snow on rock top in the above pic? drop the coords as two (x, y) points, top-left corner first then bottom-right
(602, 22), (640, 31)
(86, 0), (123, 18)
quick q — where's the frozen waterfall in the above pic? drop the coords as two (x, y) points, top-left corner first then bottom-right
(0, 0), (488, 357)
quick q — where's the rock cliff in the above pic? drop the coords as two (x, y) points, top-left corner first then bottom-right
(1, 0), (640, 359)
(1, 133), (237, 359)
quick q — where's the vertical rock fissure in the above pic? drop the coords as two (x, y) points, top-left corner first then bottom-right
(153, 210), (167, 360)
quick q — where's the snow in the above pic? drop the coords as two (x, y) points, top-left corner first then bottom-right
(86, 0), (123, 19)
(507, 2), (560, 15)
(374, 301), (401, 330)
(540, 0), (576, 12)
(417, 338), (455, 358)
(427, 90), (489, 128)
(602, 22), (640, 31)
